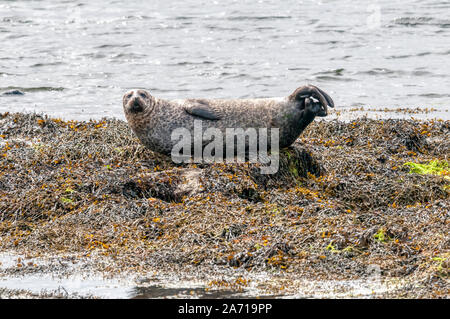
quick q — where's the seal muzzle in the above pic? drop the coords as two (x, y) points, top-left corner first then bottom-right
(129, 97), (144, 113)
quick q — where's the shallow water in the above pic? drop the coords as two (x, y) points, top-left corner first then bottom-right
(0, 253), (401, 299)
(0, 0), (449, 120)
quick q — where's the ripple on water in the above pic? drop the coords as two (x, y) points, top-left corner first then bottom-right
(94, 44), (133, 49)
(30, 62), (64, 68)
(0, 86), (65, 93)
(388, 16), (450, 28)
(226, 15), (292, 21)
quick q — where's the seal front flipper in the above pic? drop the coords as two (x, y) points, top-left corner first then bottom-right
(184, 99), (222, 121)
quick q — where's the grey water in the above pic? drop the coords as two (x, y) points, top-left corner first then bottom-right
(0, 252), (397, 299)
(0, 0), (449, 120)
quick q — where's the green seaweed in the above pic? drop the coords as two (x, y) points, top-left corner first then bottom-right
(60, 197), (74, 204)
(373, 228), (390, 243)
(326, 241), (338, 253)
(404, 160), (449, 179)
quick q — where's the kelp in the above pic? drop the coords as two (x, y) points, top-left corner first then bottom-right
(0, 112), (449, 298)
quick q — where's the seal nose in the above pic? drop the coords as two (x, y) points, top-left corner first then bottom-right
(129, 98), (143, 113)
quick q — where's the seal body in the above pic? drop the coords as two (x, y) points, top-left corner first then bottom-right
(123, 86), (334, 156)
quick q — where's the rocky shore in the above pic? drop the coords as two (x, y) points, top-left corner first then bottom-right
(0, 112), (448, 298)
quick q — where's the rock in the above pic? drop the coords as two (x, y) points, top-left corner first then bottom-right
(2, 89), (25, 96)
(135, 168), (203, 202)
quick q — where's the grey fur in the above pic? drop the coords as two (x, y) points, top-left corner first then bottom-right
(123, 85), (334, 156)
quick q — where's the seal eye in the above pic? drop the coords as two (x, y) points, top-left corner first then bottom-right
(126, 93), (133, 99)
(139, 92), (147, 98)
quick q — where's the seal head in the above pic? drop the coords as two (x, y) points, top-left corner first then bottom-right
(123, 89), (154, 115)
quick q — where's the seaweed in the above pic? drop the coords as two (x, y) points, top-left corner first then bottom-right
(0, 112), (449, 298)
(404, 160), (449, 178)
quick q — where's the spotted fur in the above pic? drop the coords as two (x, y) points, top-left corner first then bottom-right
(123, 86), (334, 156)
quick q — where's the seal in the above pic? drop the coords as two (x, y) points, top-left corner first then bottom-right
(123, 85), (334, 157)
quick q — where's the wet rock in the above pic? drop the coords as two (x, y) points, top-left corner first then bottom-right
(136, 168), (203, 202)
(2, 89), (25, 96)
(174, 168), (203, 199)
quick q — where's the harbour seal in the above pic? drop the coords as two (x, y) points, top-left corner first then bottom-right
(123, 85), (334, 157)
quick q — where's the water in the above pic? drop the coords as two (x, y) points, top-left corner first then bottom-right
(0, 0), (449, 121)
(0, 253), (402, 299)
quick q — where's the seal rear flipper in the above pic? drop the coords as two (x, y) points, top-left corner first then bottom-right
(184, 100), (222, 121)
(289, 85), (334, 117)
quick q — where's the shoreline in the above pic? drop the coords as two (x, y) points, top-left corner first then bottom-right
(0, 104), (449, 123)
(0, 112), (448, 298)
